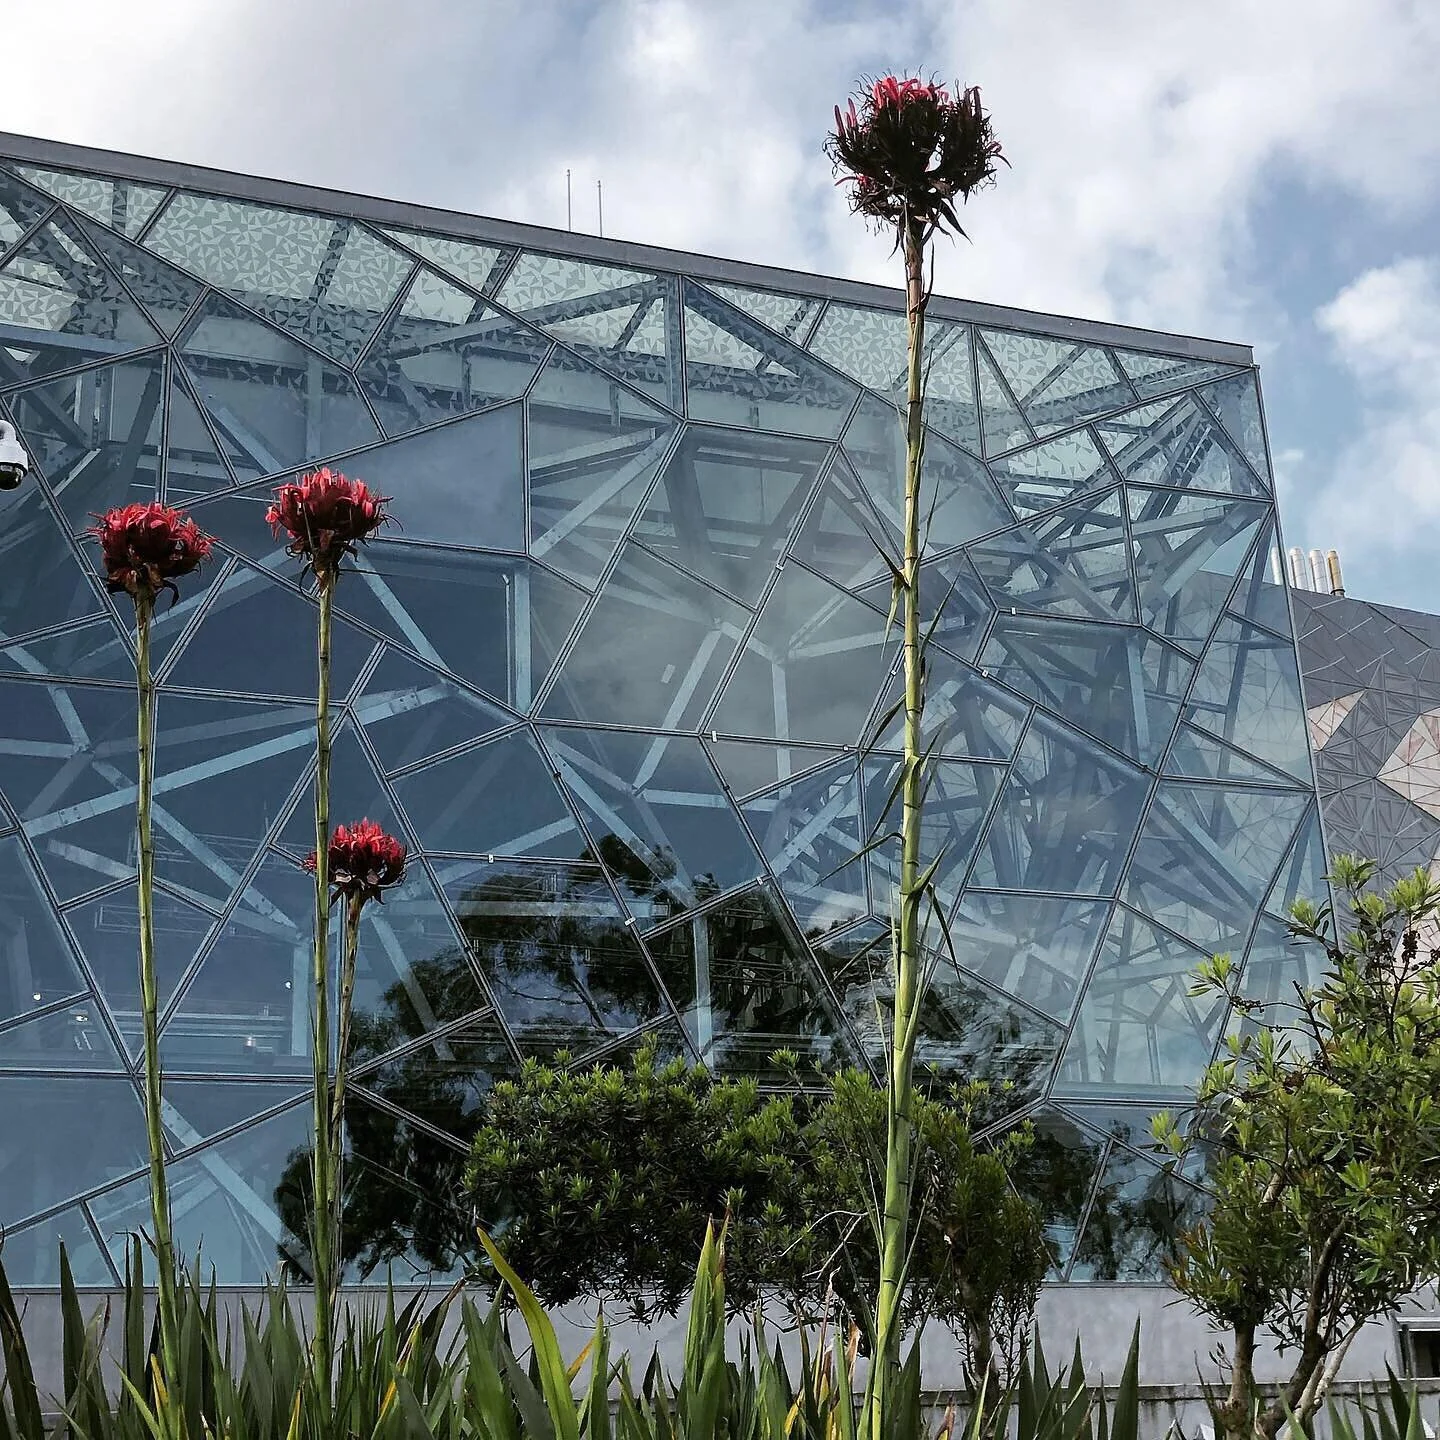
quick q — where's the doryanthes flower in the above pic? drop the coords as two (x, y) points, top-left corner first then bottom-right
(305, 819), (407, 908)
(267, 467), (389, 582)
(88, 502), (214, 607)
(827, 74), (1005, 239)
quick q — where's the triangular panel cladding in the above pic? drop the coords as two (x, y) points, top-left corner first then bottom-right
(12, 165), (166, 238)
(682, 280), (858, 440)
(1196, 373), (1271, 487)
(179, 292), (380, 480)
(1112, 346), (1245, 400)
(498, 251), (679, 411)
(145, 193), (413, 365)
(357, 268), (550, 437)
(702, 282), (822, 344)
(526, 345), (678, 589)
(981, 329), (1137, 437)
(0, 211), (163, 384)
(644, 884), (861, 1078)
(1101, 393), (1266, 497)
(808, 303), (981, 453)
(71, 214), (202, 336)
(380, 227), (512, 294)
(0, 166), (69, 247)
(988, 429), (1115, 519)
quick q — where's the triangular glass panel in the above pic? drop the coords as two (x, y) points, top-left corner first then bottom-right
(151, 691), (317, 911)
(543, 542), (748, 731)
(5, 676), (140, 901)
(987, 430), (1114, 518)
(0, 998), (125, 1071)
(89, 1102), (310, 1283)
(1185, 614), (1311, 783)
(322, 403), (525, 549)
(14, 165), (166, 238)
(971, 712), (1151, 897)
(1068, 1142), (1207, 1282)
(872, 648), (1029, 760)
(645, 885), (858, 1078)
(180, 293), (380, 478)
(983, 330), (1135, 435)
(1007, 1108), (1109, 1277)
(949, 890), (1111, 1021)
(357, 271), (549, 436)
(9, 354), (164, 536)
(1128, 486), (1268, 652)
(392, 727), (583, 859)
(351, 544), (582, 709)
(544, 726), (763, 928)
(809, 303), (963, 394)
(164, 563), (374, 698)
(742, 757), (866, 936)
(789, 450), (900, 591)
(980, 614), (1192, 767)
(0, 834), (86, 1023)
(0, 1201), (116, 1285)
(703, 282), (821, 342)
(71, 214), (202, 336)
(709, 563), (887, 746)
(683, 280), (858, 440)
(274, 719), (405, 861)
(0, 481), (107, 639)
(705, 738), (847, 800)
(844, 391), (1012, 550)
(162, 371), (242, 503)
(1226, 518), (1290, 638)
(1165, 723), (1304, 787)
(865, 754), (1002, 916)
(1060, 904), (1224, 1093)
(1122, 782), (1310, 955)
(498, 252), (677, 409)
(526, 345), (676, 588)
(379, 227), (510, 293)
(353, 1008), (515, 1136)
(856, 547), (997, 665)
(66, 881), (216, 1057)
(975, 341), (1033, 456)
(1197, 372), (1270, 487)
(967, 487), (1134, 622)
(0, 167), (61, 247)
(160, 847), (315, 1077)
(356, 649), (509, 774)
(0, 1074), (146, 1230)
(164, 1078), (307, 1143)
(0, 616), (133, 685)
(0, 212), (163, 377)
(1264, 803), (1328, 922)
(632, 424), (825, 604)
(1241, 910), (1324, 1022)
(147, 195), (411, 364)
(442, 856), (665, 1056)
(1100, 393), (1265, 497)
(1112, 347), (1245, 399)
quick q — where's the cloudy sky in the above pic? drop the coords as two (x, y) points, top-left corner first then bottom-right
(4, 0), (1439, 611)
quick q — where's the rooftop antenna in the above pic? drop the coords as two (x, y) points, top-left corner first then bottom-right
(597, 179), (604, 238)
(566, 169), (572, 231)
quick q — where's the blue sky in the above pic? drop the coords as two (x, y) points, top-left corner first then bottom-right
(4, 0), (1440, 611)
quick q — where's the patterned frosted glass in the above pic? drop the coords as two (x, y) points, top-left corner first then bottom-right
(15, 165), (165, 237)
(381, 228), (509, 292)
(1113, 347), (1243, 400)
(704, 282), (820, 341)
(988, 430), (1114, 518)
(983, 330), (1135, 436)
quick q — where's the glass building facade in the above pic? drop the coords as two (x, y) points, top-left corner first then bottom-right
(0, 134), (1326, 1288)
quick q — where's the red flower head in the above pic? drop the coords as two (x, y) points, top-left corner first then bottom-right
(88, 502), (214, 609)
(305, 819), (407, 908)
(826, 73), (1006, 240)
(266, 467), (389, 583)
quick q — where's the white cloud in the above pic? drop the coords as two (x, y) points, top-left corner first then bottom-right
(1310, 258), (1440, 554)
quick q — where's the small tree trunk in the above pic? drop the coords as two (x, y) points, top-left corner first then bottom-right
(865, 213), (930, 1440)
(1214, 1323), (1258, 1440)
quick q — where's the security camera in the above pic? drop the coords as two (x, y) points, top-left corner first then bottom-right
(0, 420), (29, 490)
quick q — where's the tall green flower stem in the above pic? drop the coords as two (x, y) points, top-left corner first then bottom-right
(133, 593), (181, 1394)
(329, 892), (364, 1212)
(309, 573), (337, 1385)
(865, 213), (930, 1440)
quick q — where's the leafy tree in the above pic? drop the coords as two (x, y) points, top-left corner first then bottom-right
(1157, 857), (1440, 1440)
(463, 1041), (1049, 1395)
